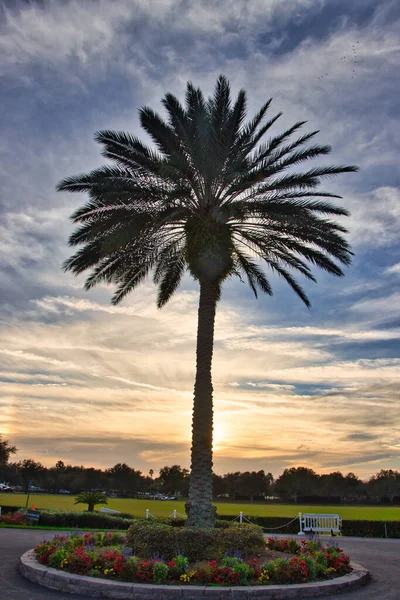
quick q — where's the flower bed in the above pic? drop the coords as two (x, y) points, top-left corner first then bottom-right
(0, 511), (26, 525)
(33, 532), (351, 586)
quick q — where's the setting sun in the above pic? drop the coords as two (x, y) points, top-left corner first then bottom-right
(213, 421), (227, 451)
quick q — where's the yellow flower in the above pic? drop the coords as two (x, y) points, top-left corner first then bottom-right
(258, 569), (270, 584)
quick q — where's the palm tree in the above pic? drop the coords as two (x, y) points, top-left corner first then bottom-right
(58, 76), (357, 527)
(74, 491), (108, 512)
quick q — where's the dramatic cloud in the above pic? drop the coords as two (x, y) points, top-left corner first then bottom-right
(1, 0), (399, 478)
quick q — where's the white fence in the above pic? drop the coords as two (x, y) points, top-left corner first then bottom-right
(145, 509), (186, 520)
(142, 508), (341, 536)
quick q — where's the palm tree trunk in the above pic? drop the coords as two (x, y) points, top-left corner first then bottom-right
(186, 281), (219, 527)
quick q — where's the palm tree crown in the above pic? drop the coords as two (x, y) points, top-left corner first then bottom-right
(74, 491), (108, 512)
(58, 76), (358, 527)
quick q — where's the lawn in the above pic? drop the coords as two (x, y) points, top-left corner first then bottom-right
(1, 493), (399, 521)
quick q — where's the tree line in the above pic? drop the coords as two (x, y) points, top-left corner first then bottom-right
(1, 436), (399, 504)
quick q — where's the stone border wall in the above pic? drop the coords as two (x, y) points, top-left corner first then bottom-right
(19, 550), (369, 600)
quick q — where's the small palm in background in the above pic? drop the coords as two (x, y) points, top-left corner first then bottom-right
(74, 491), (108, 512)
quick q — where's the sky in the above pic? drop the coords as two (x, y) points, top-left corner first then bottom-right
(0, 0), (399, 480)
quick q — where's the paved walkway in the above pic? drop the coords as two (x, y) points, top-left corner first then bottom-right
(0, 529), (399, 599)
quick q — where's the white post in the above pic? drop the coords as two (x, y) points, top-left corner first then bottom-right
(239, 511), (243, 524)
(173, 510), (177, 519)
(298, 512), (305, 535)
(145, 509), (149, 520)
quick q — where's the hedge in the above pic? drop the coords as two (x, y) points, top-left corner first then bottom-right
(1, 506), (398, 538)
(218, 515), (300, 534)
(0, 505), (21, 515)
(126, 520), (265, 561)
(19, 509), (133, 529)
(217, 515), (400, 538)
(341, 519), (400, 538)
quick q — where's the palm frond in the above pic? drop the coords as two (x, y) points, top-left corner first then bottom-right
(234, 250), (273, 298)
(208, 75), (232, 132)
(266, 259), (311, 308)
(139, 106), (181, 160)
(110, 252), (156, 305)
(94, 130), (165, 178)
(58, 75), (358, 313)
(235, 98), (274, 150)
(156, 257), (186, 308)
(57, 165), (132, 193)
(248, 130), (320, 168)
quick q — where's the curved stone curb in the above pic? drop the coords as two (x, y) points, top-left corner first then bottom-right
(19, 550), (369, 599)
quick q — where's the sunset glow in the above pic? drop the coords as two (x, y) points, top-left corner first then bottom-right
(0, 0), (399, 480)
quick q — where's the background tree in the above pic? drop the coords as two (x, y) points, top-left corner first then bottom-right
(58, 76), (357, 526)
(74, 491), (108, 512)
(368, 470), (400, 504)
(236, 471), (274, 502)
(158, 465), (189, 497)
(106, 463), (143, 495)
(16, 459), (45, 492)
(224, 472), (242, 500)
(344, 472), (366, 502)
(212, 472), (228, 498)
(319, 471), (347, 501)
(0, 435), (17, 467)
(275, 467), (319, 503)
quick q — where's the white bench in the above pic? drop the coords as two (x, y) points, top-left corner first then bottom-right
(99, 508), (121, 515)
(298, 512), (342, 536)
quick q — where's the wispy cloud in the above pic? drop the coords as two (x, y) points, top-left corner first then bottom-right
(349, 293), (400, 318)
(385, 263), (400, 275)
(1, 0), (399, 477)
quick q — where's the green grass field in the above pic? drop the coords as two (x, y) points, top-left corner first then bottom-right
(1, 493), (399, 521)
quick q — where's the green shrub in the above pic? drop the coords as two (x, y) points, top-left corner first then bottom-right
(218, 514), (300, 534)
(172, 554), (189, 572)
(0, 505), (21, 515)
(126, 521), (179, 559)
(232, 561), (250, 585)
(221, 556), (241, 568)
(153, 561), (169, 584)
(48, 547), (67, 569)
(119, 556), (138, 581)
(153, 516), (187, 528)
(303, 555), (317, 581)
(215, 519), (230, 529)
(126, 521), (265, 561)
(315, 550), (328, 567)
(18, 509), (133, 530)
(341, 519), (400, 538)
(289, 538), (300, 554)
(212, 523), (266, 556)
